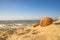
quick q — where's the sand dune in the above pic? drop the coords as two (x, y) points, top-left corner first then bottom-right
(0, 23), (60, 40)
(0, 17), (60, 40)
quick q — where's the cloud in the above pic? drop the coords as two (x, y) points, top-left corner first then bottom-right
(0, 16), (24, 20)
(0, 16), (39, 20)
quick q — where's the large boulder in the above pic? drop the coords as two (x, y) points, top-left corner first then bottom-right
(40, 17), (53, 27)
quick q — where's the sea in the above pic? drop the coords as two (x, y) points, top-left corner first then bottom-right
(0, 20), (56, 29)
(0, 20), (40, 25)
(0, 20), (40, 29)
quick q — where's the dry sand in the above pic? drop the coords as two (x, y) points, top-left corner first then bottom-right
(0, 18), (60, 40)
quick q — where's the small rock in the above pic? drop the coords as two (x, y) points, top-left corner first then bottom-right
(32, 23), (39, 27)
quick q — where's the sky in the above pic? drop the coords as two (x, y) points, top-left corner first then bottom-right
(0, 0), (60, 20)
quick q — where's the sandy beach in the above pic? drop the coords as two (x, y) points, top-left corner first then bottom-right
(0, 17), (60, 40)
(0, 0), (60, 40)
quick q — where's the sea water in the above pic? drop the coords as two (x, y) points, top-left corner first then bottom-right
(0, 20), (40, 29)
(0, 20), (40, 25)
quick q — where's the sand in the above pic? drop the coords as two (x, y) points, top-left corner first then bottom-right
(0, 19), (60, 40)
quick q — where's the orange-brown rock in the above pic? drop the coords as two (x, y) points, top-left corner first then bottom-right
(40, 17), (53, 27)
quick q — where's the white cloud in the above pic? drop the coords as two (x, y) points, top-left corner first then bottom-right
(0, 16), (24, 20)
(0, 16), (39, 20)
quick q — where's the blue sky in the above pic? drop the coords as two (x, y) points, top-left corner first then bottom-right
(0, 0), (60, 20)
